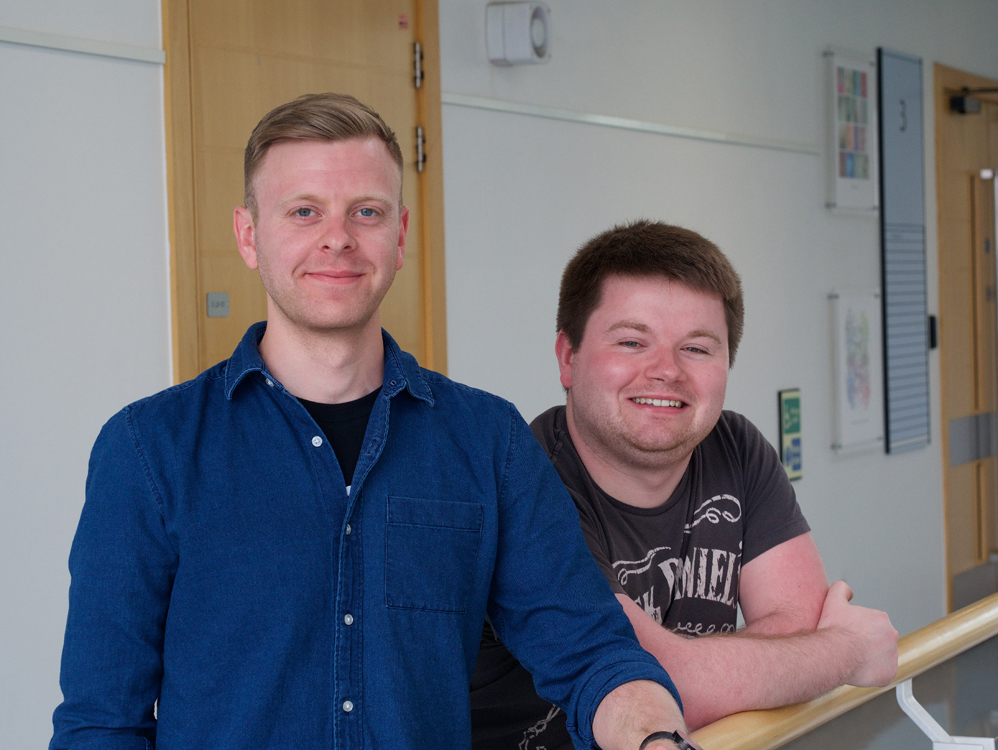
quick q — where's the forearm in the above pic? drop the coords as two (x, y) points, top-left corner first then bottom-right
(658, 624), (858, 729)
(592, 680), (690, 750)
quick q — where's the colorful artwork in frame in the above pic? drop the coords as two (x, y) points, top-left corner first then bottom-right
(825, 47), (878, 213)
(779, 389), (803, 481)
(830, 290), (885, 452)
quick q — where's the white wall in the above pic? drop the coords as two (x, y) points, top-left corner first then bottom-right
(439, 0), (998, 637)
(0, 2), (169, 746)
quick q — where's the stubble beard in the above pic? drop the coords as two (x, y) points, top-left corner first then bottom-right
(570, 391), (717, 473)
(259, 257), (397, 338)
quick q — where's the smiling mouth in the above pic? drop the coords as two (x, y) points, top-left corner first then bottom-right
(631, 397), (685, 408)
(307, 270), (364, 282)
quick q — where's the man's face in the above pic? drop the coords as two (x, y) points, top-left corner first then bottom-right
(557, 275), (729, 471)
(234, 137), (407, 336)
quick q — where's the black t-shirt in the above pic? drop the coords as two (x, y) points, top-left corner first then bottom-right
(470, 406), (810, 750)
(298, 387), (381, 487)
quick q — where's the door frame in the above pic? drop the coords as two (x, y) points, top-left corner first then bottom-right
(934, 62), (998, 610)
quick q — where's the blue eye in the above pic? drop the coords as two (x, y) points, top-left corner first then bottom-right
(293, 207), (315, 218)
(357, 207), (377, 217)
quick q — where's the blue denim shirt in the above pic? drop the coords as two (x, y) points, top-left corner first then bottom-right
(52, 323), (680, 750)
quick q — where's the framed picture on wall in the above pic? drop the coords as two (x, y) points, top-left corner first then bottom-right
(830, 290), (885, 452)
(825, 47), (879, 213)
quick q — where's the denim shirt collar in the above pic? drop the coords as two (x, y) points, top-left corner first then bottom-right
(223, 321), (433, 405)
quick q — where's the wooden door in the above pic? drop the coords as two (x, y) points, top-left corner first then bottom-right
(164, 0), (446, 381)
(935, 64), (998, 609)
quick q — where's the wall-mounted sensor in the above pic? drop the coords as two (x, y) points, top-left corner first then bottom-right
(486, 2), (550, 66)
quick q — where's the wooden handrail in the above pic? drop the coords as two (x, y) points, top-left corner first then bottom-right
(691, 591), (998, 750)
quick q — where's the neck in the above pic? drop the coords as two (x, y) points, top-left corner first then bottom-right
(564, 401), (693, 510)
(258, 307), (385, 404)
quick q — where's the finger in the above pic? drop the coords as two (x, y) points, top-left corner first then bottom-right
(829, 579), (854, 602)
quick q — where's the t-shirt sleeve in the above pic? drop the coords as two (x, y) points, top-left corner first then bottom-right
(729, 412), (810, 565)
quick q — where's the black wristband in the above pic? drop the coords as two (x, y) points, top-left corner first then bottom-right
(639, 730), (693, 750)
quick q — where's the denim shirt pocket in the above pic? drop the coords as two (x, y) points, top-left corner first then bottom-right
(385, 496), (483, 613)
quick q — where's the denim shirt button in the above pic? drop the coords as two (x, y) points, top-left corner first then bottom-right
(265, 378), (274, 387)
(345, 524), (352, 535)
(311, 436), (322, 448)
(344, 613), (354, 625)
(342, 700), (354, 713)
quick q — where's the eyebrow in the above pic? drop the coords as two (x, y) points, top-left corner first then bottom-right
(279, 192), (395, 208)
(280, 193), (323, 207)
(687, 328), (724, 345)
(607, 321), (652, 334)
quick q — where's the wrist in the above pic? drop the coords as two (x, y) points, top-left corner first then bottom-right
(639, 730), (693, 750)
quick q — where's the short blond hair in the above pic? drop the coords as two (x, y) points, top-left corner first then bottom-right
(243, 93), (404, 217)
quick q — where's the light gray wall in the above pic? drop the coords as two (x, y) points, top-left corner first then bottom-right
(0, 2), (169, 746)
(439, 0), (998, 637)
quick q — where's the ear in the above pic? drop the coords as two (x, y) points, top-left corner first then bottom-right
(555, 330), (575, 390)
(395, 205), (410, 271)
(234, 206), (259, 270)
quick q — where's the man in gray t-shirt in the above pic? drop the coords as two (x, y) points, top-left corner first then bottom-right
(471, 221), (899, 750)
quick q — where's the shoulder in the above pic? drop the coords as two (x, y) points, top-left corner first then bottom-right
(122, 359), (227, 420)
(528, 405), (566, 457)
(96, 360), (229, 451)
(418, 368), (520, 417)
(702, 410), (773, 459)
(710, 409), (761, 439)
(693, 411), (788, 504)
(383, 335), (518, 421)
(411, 369), (530, 455)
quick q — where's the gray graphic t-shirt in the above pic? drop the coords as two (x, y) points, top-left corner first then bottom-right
(470, 406), (809, 750)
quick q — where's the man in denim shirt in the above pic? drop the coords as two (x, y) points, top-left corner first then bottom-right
(51, 94), (693, 750)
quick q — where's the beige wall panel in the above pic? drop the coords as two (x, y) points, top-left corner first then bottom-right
(191, 0), (415, 72)
(937, 64), (998, 606)
(938, 220), (973, 277)
(972, 178), (997, 413)
(195, 149), (244, 254)
(164, 0), (200, 384)
(947, 465), (982, 576)
(193, 48), (419, 158)
(980, 461), (996, 559)
(199, 253), (268, 368)
(381, 247), (424, 361)
(939, 221), (975, 418)
(937, 173), (973, 221)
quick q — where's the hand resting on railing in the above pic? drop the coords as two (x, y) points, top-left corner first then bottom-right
(815, 580), (898, 688)
(690, 591), (998, 750)
(618, 532), (899, 730)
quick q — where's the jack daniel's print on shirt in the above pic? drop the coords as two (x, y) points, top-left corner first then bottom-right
(612, 494), (745, 634)
(470, 406), (810, 750)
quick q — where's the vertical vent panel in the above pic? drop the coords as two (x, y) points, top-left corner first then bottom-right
(879, 49), (930, 453)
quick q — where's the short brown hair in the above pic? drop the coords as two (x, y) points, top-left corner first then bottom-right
(557, 220), (744, 365)
(243, 93), (404, 217)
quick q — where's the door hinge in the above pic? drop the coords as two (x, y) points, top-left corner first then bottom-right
(416, 126), (426, 172)
(414, 41), (424, 89)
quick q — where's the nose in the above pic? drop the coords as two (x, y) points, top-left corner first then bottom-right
(645, 347), (684, 383)
(318, 214), (356, 253)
